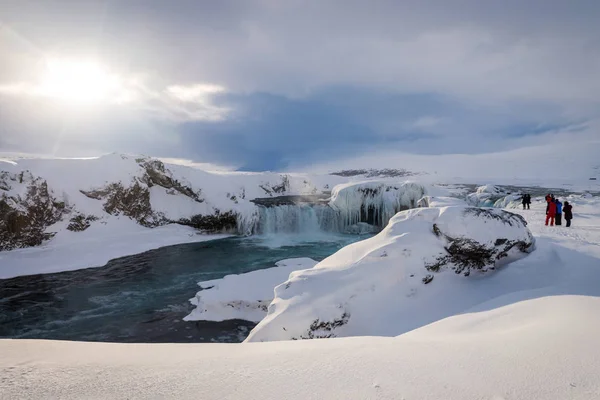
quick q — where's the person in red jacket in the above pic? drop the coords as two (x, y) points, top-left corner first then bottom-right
(546, 198), (557, 226)
(545, 194), (552, 214)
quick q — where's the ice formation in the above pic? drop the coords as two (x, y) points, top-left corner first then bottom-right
(239, 181), (427, 235)
(328, 181), (426, 229)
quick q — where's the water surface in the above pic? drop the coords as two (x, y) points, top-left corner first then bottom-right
(0, 235), (367, 343)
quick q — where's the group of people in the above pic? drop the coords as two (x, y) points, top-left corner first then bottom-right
(521, 193), (574, 227)
(544, 194), (573, 227)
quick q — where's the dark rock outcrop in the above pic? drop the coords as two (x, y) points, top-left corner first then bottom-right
(0, 174), (70, 250)
(81, 181), (165, 227)
(66, 214), (99, 232)
(138, 159), (204, 203)
(293, 311), (350, 340)
(176, 210), (238, 233)
(259, 175), (290, 196)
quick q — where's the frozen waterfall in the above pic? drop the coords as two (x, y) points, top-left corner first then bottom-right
(238, 181), (427, 235)
(329, 181), (426, 229)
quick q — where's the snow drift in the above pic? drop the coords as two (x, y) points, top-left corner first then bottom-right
(246, 206), (534, 342)
(3, 296), (600, 399)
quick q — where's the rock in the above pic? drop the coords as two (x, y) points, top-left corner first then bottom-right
(66, 214), (99, 232)
(0, 173), (70, 250)
(176, 210), (238, 233)
(81, 181), (165, 227)
(259, 175), (291, 196)
(138, 159), (204, 203)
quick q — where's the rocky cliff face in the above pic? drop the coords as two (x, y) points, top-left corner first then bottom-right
(0, 171), (70, 250)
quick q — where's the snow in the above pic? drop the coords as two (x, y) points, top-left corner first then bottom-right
(0, 217), (230, 279)
(184, 258), (318, 323)
(2, 295), (600, 399)
(246, 205), (535, 342)
(417, 195), (466, 207)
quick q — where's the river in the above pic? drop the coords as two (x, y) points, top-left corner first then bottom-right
(0, 234), (367, 343)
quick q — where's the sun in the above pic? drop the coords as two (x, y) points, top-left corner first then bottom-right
(37, 58), (123, 104)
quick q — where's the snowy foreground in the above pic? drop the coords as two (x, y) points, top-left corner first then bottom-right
(2, 296), (600, 399)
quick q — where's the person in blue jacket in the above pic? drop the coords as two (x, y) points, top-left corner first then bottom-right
(555, 198), (563, 226)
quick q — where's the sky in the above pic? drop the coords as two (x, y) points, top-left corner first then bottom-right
(0, 0), (599, 171)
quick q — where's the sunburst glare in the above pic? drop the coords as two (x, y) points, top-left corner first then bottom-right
(37, 58), (124, 104)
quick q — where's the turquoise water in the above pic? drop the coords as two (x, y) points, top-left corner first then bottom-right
(0, 234), (368, 343)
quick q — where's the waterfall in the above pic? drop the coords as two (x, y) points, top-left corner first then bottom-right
(255, 204), (341, 235)
(238, 181), (427, 235)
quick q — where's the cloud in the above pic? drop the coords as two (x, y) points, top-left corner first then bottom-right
(158, 157), (237, 172)
(163, 84), (230, 121)
(410, 117), (443, 131)
(0, 0), (599, 170)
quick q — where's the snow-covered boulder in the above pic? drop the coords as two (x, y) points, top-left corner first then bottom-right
(184, 258), (318, 323)
(245, 206), (534, 342)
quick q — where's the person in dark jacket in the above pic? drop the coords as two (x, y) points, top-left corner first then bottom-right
(545, 198), (556, 226)
(525, 194), (531, 209)
(563, 201), (573, 227)
(522, 194), (527, 210)
(555, 199), (563, 225)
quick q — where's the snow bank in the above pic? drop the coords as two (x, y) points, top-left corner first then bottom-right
(246, 206), (534, 342)
(0, 219), (230, 279)
(3, 296), (600, 399)
(184, 258), (318, 323)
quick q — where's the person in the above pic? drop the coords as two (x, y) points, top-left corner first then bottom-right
(545, 198), (556, 226)
(522, 194), (527, 210)
(545, 194), (552, 214)
(563, 201), (573, 227)
(555, 198), (563, 225)
(525, 194), (531, 210)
